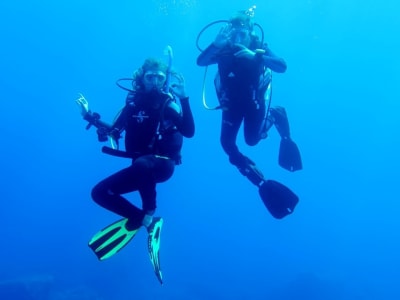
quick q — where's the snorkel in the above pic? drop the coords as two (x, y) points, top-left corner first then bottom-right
(246, 5), (256, 18)
(163, 45), (173, 94)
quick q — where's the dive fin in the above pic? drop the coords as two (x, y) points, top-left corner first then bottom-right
(259, 180), (299, 219)
(278, 138), (303, 172)
(88, 218), (140, 261)
(147, 217), (164, 285)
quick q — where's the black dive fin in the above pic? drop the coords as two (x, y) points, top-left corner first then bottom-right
(88, 218), (140, 261)
(259, 180), (299, 219)
(147, 217), (164, 285)
(278, 138), (303, 172)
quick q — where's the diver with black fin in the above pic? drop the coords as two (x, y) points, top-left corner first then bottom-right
(76, 46), (195, 284)
(196, 6), (301, 219)
(270, 106), (303, 172)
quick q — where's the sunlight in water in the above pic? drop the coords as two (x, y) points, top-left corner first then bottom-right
(152, 0), (197, 15)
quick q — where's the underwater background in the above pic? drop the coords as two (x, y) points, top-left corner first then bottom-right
(1, 0), (399, 299)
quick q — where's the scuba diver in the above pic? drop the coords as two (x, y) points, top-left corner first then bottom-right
(196, 7), (302, 219)
(75, 49), (195, 284)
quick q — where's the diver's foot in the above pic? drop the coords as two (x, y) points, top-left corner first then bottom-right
(270, 106), (290, 139)
(236, 157), (265, 187)
(246, 162), (265, 187)
(125, 218), (141, 231)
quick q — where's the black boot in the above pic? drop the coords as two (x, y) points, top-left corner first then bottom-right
(230, 155), (265, 187)
(270, 106), (303, 172)
(269, 106), (290, 139)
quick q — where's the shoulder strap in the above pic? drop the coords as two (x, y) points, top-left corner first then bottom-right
(148, 97), (174, 150)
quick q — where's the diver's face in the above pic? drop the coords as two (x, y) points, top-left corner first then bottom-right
(143, 70), (166, 92)
(230, 26), (251, 46)
(228, 18), (252, 46)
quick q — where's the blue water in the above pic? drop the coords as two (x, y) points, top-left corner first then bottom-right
(1, 0), (399, 299)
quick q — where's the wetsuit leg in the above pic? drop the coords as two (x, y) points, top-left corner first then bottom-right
(220, 108), (265, 187)
(91, 155), (175, 230)
(220, 107), (243, 165)
(243, 96), (266, 146)
(136, 155), (175, 213)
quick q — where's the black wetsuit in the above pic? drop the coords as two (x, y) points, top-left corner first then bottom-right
(197, 41), (286, 171)
(86, 90), (195, 230)
(196, 36), (301, 219)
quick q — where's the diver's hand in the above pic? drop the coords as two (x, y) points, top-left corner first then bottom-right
(213, 25), (231, 48)
(170, 73), (188, 99)
(234, 44), (256, 60)
(75, 93), (90, 116)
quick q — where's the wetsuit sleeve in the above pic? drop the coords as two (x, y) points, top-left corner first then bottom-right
(83, 111), (112, 130)
(83, 106), (126, 141)
(196, 43), (221, 66)
(258, 45), (287, 73)
(165, 97), (195, 138)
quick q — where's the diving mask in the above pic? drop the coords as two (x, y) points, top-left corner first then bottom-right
(143, 70), (167, 91)
(144, 71), (166, 82)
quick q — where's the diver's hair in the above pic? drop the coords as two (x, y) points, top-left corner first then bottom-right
(132, 57), (169, 90)
(229, 10), (254, 31)
(229, 10), (266, 50)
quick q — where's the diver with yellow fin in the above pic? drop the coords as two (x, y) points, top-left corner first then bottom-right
(196, 6), (302, 218)
(76, 46), (195, 284)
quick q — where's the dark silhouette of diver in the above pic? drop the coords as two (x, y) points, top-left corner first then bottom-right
(196, 7), (302, 219)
